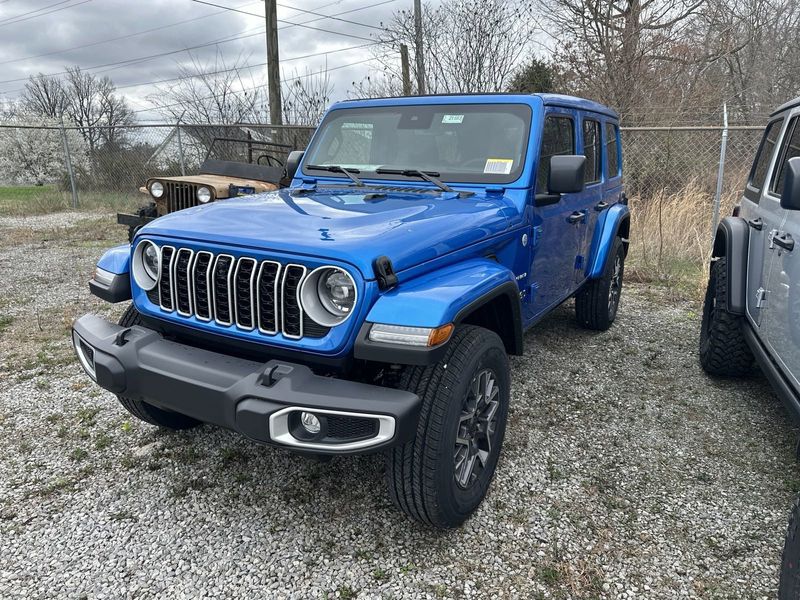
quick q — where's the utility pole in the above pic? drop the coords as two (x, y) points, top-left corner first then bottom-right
(265, 0), (282, 124)
(400, 44), (412, 96)
(413, 0), (426, 95)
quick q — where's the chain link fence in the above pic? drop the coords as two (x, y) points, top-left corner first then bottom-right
(0, 122), (764, 214)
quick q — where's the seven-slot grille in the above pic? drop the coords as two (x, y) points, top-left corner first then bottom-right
(152, 247), (330, 339)
(166, 182), (200, 212)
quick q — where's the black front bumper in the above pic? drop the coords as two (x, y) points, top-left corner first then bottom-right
(72, 315), (420, 454)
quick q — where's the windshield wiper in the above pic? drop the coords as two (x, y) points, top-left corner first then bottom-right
(375, 168), (454, 193)
(305, 164), (364, 186)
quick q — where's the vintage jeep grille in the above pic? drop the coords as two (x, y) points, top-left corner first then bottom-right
(166, 182), (199, 212)
(152, 246), (331, 339)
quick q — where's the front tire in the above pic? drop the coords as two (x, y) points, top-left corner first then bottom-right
(115, 305), (200, 430)
(576, 236), (625, 330)
(385, 326), (510, 528)
(699, 257), (753, 376)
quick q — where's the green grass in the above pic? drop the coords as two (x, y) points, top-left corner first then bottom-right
(0, 185), (140, 216)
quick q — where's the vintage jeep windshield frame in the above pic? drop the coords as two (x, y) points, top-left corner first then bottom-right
(303, 103), (532, 185)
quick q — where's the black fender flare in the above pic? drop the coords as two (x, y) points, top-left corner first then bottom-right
(711, 216), (750, 315)
(354, 281), (523, 366)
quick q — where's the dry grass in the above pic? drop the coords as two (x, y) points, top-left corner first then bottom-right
(625, 183), (738, 300)
(0, 186), (140, 217)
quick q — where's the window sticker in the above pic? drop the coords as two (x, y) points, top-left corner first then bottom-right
(484, 158), (514, 175)
(442, 114), (464, 124)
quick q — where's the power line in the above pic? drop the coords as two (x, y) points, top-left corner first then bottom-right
(0, 0), (262, 67)
(274, 2), (387, 31)
(0, 0), (92, 28)
(115, 41), (382, 90)
(0, 28), (267, 87)
(132, 55), (387, 115)
(190, 0), (375, 42)
(0, 0), (75, 24)
(0, 0), (396, 90)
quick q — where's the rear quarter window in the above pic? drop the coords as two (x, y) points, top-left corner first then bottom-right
(605, 123), (620, 178)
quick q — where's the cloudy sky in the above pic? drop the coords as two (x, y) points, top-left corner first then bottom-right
(0, 0), (419, 121)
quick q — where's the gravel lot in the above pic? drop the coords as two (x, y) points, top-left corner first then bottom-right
(0, 211), (798, 599)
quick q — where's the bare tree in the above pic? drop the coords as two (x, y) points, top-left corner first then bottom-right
(21, 67), (134, 150)
(148, 52), (266, 126)
(20, 74), (66, 119)
(281, 65), (333, 126)
(351, 0), (535, 97)
(538, 0), (713, 123)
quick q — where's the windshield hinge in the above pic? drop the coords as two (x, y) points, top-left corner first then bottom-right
(485, 186), (505, 195)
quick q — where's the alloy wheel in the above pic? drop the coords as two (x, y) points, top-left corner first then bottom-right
(454, 369), (500, 489)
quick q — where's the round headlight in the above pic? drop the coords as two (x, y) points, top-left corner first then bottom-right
(197, 186), (212, 203)
(149, 181), (164, 198)
(132, 240), (161, 291)
(143, 243), (159, 280)
(300, 266), (357, 327)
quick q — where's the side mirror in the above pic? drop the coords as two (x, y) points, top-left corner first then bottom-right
(285, 150), (305, 181)
(549, 155), (586, 194)
(781, 157), (800, 211)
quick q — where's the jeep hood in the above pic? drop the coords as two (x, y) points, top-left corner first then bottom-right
(141, 187), (521, 276)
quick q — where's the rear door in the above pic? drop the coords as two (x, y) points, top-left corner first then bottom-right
(763, 113), (800, 386)
(529, 109), (586, 316)
(575, 116), (603, 284)
(743, 117), (785, 329)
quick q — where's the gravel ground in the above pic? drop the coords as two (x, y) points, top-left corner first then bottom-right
(0, 211), (797, 599)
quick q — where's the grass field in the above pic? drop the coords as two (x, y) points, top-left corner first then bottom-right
(0, 185), (140, 217)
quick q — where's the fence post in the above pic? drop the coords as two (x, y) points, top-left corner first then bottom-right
(176, 115), (186, 176)
(710, 103), (729, 250)
(59, 117), (79, 209)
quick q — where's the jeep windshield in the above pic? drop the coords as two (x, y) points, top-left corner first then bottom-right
(302, 103), (531, 186)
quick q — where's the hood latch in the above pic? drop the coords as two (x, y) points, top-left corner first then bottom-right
(373, 256), (398, 290)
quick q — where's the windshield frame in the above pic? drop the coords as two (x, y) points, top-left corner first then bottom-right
(301, 102), (533, 186)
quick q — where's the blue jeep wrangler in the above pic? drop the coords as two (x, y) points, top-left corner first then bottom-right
(72, 94), (630, 528)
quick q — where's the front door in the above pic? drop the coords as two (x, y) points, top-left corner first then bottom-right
(763, 114), (800, 388)
(528, 110), (590, 318)
(744, 117), (785, 330)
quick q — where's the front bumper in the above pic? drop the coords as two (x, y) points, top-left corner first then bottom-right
(72, 314), (420, 454)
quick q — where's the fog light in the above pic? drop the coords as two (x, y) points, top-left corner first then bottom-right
(72, 331), (96, 381)
(300, 411), (321, 434)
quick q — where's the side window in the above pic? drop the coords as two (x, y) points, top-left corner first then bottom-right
(582, 119), (601, 184)
(749, 119), (783, 192)
(772, 118), (800, 197)
(537, 116), (575, 193)
(605, 122), (620, 178)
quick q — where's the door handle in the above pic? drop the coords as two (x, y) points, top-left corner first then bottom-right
(594, 201), (609, 211)
(567, 211), (586, 224)
(748, 217), (764, 230)
(773, 232), (795, 251)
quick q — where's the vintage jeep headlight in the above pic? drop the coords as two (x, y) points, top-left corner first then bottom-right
(149, 181), (164, 198)
(300, 266), (357, 327)
(132, 239), (160, 291)
(196, 186), (212, 203)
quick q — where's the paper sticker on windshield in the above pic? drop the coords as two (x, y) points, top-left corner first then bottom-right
(484, 158), (514, 174)
(442, 114), (464, 124)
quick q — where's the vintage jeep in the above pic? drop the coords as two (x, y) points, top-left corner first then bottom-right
(73, 94), (630, 528)
(117, 138), (291, 241)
